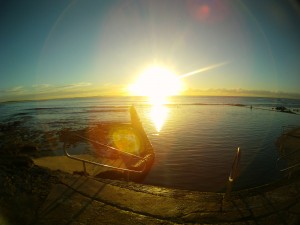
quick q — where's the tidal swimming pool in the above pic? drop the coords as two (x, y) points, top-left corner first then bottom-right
(137, 104), (300, 191)
(1, 97), (300, 192)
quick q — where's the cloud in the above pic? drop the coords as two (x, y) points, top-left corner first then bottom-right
(31, 83), (92, 92)
(32, 84), (51, 89)
(60, 82), (92, 90)
(5, 86), (26, 93)
(182, 88), (300, 99)
(31, 84), (52, 93)
(0, 82), (128, 102)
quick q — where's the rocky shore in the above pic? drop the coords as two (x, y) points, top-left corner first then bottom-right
(0, 155), (52, 225)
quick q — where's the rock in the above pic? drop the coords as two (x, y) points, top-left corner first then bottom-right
(276, 106), (287, 111)
(0, 155), (34, 168)
(20, 145), (39, 154)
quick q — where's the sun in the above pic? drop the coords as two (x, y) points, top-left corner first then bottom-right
(128, 66), (182, 105)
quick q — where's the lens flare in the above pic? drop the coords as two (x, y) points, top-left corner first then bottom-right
(112, 127), (141, 155)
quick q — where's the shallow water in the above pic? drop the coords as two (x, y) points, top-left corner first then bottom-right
(1, 96), (300, 191)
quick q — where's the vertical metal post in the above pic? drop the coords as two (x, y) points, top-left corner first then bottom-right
(225, 147), (241, 200)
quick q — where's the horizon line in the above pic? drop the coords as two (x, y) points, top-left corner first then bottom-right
(1, 93), (300, 104)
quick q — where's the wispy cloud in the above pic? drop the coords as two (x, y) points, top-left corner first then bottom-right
(31, 83), (92, 92)
(0, 82), (127, 102)
(32, 84), (51, 89)
(182, 88), (300, 99)
(60, 82), (92, 90)
(5, 86), (26, 93)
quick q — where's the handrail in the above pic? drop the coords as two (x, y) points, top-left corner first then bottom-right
(280, 162), (300, 172)
(277, 148), (300, 172)
(225, 147), (241, 200)
(63, 143), (147, 174)
(74, 133), (144, 160)
(229, 147), (241, 182)
(277, 148), (300, 162)
(282, 125), (298, 135)
(62, 105), (154, 176)
(277, 126), (300, 172)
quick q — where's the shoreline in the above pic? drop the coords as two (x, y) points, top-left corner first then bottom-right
(1, 95), (300, 104)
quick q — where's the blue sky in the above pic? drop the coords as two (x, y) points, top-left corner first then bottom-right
(1, 0), (300, 101)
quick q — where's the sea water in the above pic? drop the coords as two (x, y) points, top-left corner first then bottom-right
(1, 96), (300, 191)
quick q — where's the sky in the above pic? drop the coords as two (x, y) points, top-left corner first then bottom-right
(1, 0), (300, 102)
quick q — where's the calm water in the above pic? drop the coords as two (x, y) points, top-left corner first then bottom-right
(1, 96), (300, 191)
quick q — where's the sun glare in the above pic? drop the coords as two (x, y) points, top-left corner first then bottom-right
(129, 66), (182, 105)
(150, 104), (169, 133)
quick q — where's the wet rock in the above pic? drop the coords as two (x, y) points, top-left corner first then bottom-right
(0, 159), (52, 225)
(0, 155), (34, 168)
(275, 106), (296, 114)
(20, 144), (39, 154)
(276, 106), (287, 111)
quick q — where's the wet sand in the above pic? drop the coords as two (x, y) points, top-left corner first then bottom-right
(33, 154), (122, 176)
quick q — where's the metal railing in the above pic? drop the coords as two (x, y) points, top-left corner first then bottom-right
(280, 162), (300, 172)
(277, 125), (300, 173)
(74, 133), (144, 160)
(62, 105), (154, 177)
(277, 148), (300, 172)
(225, 147), (241, 199)
(63, 133), (148, 175)
(282, 125), (298, 135)
(229, 147), (241, 182)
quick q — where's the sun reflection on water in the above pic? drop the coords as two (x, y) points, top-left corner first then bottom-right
(149, 103), (169, 133)
(128, 65), (182, 133)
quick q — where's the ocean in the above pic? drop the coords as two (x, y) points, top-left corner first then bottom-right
(1, 96), (300, 191)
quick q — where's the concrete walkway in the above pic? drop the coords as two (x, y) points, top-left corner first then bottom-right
(34, 171), (300, 225)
